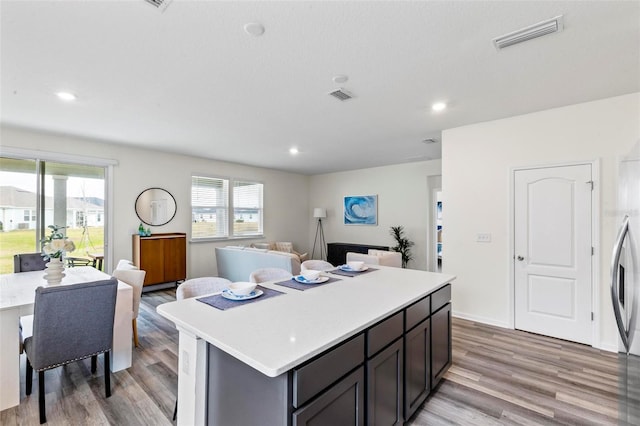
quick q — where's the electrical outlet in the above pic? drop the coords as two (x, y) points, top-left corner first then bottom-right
(476, 233), (492, 243)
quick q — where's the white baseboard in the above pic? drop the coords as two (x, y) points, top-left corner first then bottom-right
(452, 310), (512, 329)
(453, 311), (621, 353)
(595, 342), (619, 353)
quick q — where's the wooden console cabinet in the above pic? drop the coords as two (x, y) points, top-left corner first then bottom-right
(132, 233), (186, 286)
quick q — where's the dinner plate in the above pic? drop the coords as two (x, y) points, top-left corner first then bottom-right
(221, 289), (264, 301)
(293, 275), (330, 284)
(338, 265), (369, 272)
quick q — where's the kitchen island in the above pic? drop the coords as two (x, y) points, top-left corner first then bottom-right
(158, 265), (455, 425)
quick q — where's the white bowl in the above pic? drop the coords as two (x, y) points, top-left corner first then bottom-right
(228, 282), (257, 296)
(301, 269), (321, 281)
(347, 261), (365, 271)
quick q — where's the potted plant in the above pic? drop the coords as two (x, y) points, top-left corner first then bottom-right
(390, 225), (414, 268)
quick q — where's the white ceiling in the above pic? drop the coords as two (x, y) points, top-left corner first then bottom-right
(1, 1), (639, 175)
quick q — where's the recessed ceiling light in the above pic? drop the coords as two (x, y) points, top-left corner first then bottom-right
(56, 92), (76, 101)
(431, 102), (447, 112)
(332, 75), (349, 84)
(289, 147), (299, 155)
(244, 22), (265, 37)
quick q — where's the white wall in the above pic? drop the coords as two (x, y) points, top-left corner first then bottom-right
(1, 126), (310, 278)
(442, 92), (640, 350)
(309, 160), (442, 271)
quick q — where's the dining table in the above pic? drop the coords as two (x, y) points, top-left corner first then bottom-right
(0, 266), (133, 411)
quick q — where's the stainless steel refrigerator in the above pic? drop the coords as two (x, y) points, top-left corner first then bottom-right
(611, 140), (640, 425)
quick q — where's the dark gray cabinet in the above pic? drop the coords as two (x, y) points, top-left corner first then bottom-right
(404, 318), (431, 420)
(293, 367), (365, 426)
(205, 283), (452, 426)
(366, 338), (404, 426)
(431, 303), (452, 387)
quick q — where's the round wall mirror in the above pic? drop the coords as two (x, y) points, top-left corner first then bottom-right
(135, 188), (177, 226)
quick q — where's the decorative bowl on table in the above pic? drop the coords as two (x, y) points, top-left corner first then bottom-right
(228, 282), (257, 296)
(301, 269), (321, 281)
(346, 261), (365, 271)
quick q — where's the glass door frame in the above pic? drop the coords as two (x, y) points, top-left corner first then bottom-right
(0, 146), (117, 272)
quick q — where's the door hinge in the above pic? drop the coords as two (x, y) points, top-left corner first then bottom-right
(591, 312), (594, 321)
(587, 180), (594, 190)
(591, 246), (595, 255)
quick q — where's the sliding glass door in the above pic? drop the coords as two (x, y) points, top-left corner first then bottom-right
(0, 156), (106, 273)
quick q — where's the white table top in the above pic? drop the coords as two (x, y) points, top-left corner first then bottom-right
(0, 266), (129, 311)
(157, 266), (455, 377)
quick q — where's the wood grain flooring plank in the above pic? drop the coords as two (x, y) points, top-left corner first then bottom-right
(1, 292), (623, 425)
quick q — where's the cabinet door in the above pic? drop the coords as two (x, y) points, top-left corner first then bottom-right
(163, 236), (186, 282)
(404, 318), (430, 420)
(367, 339), (403, 426)
(139, 238), (164, 285)
(431, 303), (452, 386)
(293, 367), (364, 426)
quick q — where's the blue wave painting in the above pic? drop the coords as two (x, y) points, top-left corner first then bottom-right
(344, 195), (377, 225)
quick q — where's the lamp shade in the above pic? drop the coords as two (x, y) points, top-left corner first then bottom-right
(313, 208), (327, 219)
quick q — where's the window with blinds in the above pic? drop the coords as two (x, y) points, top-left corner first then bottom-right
(191, 175), (263, 239)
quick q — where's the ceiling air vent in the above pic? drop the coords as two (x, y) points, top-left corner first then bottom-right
(144, 0), (173, 12)
(328, 88), (354, 101)
(493, 15), (564, 50)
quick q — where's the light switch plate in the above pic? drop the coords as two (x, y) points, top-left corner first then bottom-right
(476, 233), (492, 242)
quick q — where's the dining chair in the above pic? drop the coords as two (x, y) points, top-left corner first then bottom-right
(23, 278), (118, 424)
(13, 253), (47, 272)
(301, 260), (334, 272)
(112, 267), (147, 348)
(176, 277), (231, 300)
(346, 251), (402, 268)
(249, 267), (292, 283)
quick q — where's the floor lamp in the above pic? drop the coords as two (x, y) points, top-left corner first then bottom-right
(312, 208), (327, 260)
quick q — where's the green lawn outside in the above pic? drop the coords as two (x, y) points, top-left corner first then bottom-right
(0, 227), (104, 274)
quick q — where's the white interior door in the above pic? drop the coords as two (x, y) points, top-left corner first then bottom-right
(514, 164), (593, 344)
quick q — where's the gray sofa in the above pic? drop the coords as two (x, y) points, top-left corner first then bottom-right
(215, 246), (301, 282)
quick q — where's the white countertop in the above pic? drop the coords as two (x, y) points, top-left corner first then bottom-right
(157, 266), (455, 377)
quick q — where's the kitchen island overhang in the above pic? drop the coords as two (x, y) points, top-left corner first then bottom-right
(158, 266), (455, 425)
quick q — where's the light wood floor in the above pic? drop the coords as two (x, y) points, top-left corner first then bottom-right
(0, 290), (621, 425)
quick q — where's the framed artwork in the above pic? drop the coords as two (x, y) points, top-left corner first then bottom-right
(344, 195), (377, 225)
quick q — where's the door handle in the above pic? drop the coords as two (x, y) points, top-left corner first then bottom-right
(517, 255), (524, 261)
(610, 215), (630, 353)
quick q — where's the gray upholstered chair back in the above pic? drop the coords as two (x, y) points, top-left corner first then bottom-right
(14, 253), (47, 273)
(24, 278), (118, 371)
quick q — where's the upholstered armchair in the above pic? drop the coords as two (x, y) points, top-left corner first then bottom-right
(273, 242), (308, 262)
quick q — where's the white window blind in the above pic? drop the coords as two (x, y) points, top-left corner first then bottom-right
(191, 176), (229, 239)
(232, 180), (263, 236)
(191, 176), (263, 239)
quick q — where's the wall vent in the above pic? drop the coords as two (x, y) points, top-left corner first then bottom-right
(144, 0), (173, 12)
(493, 15), (564, 50)
(328, 88), (354, 101)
